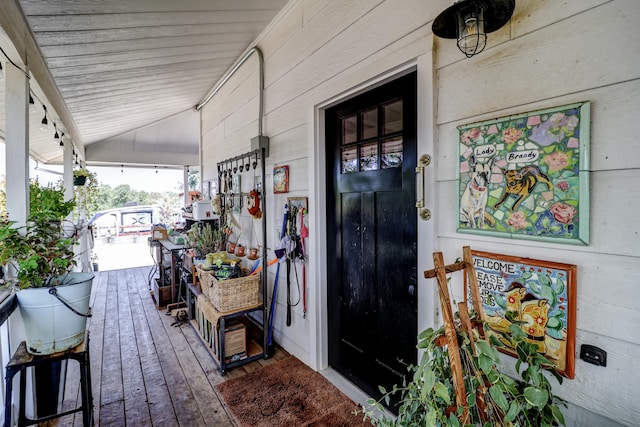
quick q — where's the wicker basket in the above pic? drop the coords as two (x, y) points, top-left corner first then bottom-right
(196, 266), (259, 312)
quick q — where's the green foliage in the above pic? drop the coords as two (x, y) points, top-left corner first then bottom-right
(111, 184), (137, 207)
(30, 180), (75, 220)
(186, 223), (225, 257)
(92, 183), (179, 213)
(0, 181), (78, 288)
(0, 217), (76, 288)
(73, 168), (100, 217)
(362, 321), (566, 426)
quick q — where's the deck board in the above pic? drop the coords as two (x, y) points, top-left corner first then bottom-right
(44, 265), (285, 426)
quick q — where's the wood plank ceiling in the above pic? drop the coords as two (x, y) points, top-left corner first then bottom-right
(1, 0), (288, 167)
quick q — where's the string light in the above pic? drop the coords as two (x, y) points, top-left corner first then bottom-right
(59, 131), (65, 147)
(121, 164), (124, 173)
(53, 123), (59, 141)
(40, 105), (49, 131)
(155, 166), (158, 174)
(29, 94), (36, 113)
(0, 61), (3, 81)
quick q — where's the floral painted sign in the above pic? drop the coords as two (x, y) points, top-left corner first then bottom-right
(466, 250), (577, 378)
(457, 102), (590, 245)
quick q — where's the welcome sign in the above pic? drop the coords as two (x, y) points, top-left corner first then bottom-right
(466, 250), (577, 378)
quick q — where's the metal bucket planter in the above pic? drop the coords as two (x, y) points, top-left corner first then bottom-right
(16, 272), (94, 355)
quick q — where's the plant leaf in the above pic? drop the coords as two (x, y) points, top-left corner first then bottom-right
(504, 400), (520, 423)
(467, 390), (477, 407)
(489, 333), (505, 347)
(448, 412), (461, 427)
(423, 367), (436, 393)
(487, 369), (500, 384)
(509, 323), (527, 339)
(478, 354), (494, 374)
(489, 384), (509, 411)
(426, 411), (437, 426)
(551, 404), (566, 425)
(435, 381), (451, 405)
(476, 340), (499, 362)
(524, 386), (549, 410)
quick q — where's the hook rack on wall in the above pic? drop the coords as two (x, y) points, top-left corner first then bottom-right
(215, 147), (267, 307)
(217, 149), (263, 179)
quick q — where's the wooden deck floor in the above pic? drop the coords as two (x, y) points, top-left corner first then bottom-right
(50, 266), (287, 426)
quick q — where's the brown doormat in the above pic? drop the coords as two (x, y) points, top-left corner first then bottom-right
(214, 356), (370, 426)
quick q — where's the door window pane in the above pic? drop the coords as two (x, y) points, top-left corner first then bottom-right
(342, 114), (357, 145)
(341, 147), (357, 173)
(360, 107), (377, 140)
(382, 100), (402, 134)
(360, 143), (378, 171)
(381, 137), (403, 169)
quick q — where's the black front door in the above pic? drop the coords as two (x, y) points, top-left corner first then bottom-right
(326, 72), (418, 405)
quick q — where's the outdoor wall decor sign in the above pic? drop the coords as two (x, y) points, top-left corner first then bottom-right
(273, 165), (289, 194)
(466, 250), (577, 378)
(457, 102), (590, 245)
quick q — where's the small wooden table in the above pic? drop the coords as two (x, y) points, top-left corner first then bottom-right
(3, 333), (93, 427)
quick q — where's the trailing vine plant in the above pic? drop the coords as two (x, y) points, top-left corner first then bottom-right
(362, 317), (566, 427)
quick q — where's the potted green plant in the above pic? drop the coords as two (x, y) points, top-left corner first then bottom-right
(73, 167), (99, 217)
(73, 167), (91, 186)
(363, 319), (566, 426)
(187, 223), (225, 258)
(0, 181), (93, 355)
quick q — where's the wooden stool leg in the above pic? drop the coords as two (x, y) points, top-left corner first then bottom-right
(78, 354), (91, 426)
(18, 368), (26, 427)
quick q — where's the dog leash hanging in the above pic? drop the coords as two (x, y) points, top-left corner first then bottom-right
(285, 206), (294, 327)
(299, 208), (308, 318)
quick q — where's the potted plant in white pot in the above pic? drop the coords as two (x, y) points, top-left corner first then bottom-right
(0, 181), (93, 355)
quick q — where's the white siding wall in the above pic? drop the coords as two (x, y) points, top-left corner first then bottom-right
(201, 0), (639, 425)
(435, 0), (640, 426)
(201, 0), (437, 365)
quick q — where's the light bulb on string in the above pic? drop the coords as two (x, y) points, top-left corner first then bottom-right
(155, 166), (158, 174)
(40, 105), (49, 131)
(59, 132), (65, 147)
(0, 61), (4, 81)
(53, 123), (59, 141)
(121, 164), (124, 173)
(29, 94), (36, 113)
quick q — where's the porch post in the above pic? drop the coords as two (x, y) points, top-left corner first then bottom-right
(183, 165), (189, 206)
(62, 137), (74, 212)
(4, 60), (30, 226)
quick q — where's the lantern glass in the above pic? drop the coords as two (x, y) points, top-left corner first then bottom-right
(457, 7), (487, 57)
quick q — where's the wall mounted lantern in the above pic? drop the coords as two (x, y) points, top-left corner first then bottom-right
(432, 0), (515, 58)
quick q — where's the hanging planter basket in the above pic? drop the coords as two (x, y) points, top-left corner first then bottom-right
(16, 272), (94, 355)
(73, 175), (87, 186)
